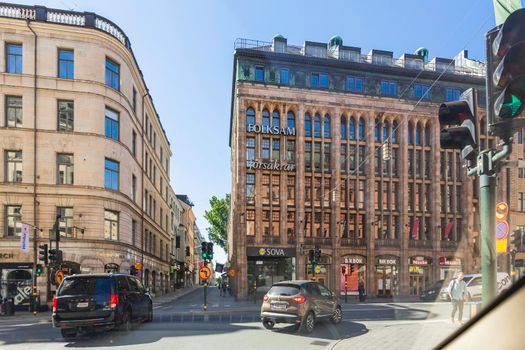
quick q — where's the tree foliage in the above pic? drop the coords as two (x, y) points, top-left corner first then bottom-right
(204, 194), (230, 252)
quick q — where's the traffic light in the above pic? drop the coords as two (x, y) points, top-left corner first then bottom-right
(487, 8), (525, 139)
(341, 265), (346, 275)
(201, 242), (208, 259)
(36, 264), (43, 276)
(49, 249), (63, 266)
(38, 244), (48, 265)
(350, 264), (355, 275)
(308, 249), (314, 262)
(510, 228), (523, 251)
(314, 245), (321, 262)
(439, 88), (478, 164)
(207, 242), (214, 260)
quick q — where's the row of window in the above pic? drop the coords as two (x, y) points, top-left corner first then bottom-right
(252, 65), (461, 101)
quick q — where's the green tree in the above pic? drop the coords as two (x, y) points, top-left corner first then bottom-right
(204, 194), (230, 252)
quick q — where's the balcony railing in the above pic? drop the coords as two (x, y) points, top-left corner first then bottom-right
(375, 239), (400, 248)
(304, 237), (332, 246)
(341, 238), (367, 247)
(409, 240), (433, 249)
(441, 240), (459, 250)
(262, 236), (281, 245)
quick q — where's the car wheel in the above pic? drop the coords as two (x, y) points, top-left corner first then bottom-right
(119, 309), (132, 332)
(145, 303), (153, 323)
(301, 311), (315, 334)
(262, 319), (275, 330)
(61, 328), (77, 339)
(330, 306), (343, 324)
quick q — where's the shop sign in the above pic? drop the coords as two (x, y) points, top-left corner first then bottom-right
(376, 256), (399, 265)
(0, 253), (15, 260)
(247, 124), (296, 136)
(439, 256), (462, 266)
(246, 159), (295, 171)
(247, 247), (296, 257)
(344, 255), (366, 265)
(409, 256), (432, 266)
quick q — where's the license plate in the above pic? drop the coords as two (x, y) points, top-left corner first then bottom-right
(271, 302), (287, 310)
(77, 302), (89, 308)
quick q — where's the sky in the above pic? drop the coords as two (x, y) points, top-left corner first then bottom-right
(5, 0), (510, 264)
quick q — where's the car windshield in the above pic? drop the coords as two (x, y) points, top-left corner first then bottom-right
(268, 285), (300, 296)
(58, 277), (111, 296)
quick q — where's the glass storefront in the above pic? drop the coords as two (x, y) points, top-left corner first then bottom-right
(408, 256), (432, 296)
(376, 255), (399, 297)
(340, 255), (366, 296)
(439, 256), (462, 281)
(0, 263), (33, 309)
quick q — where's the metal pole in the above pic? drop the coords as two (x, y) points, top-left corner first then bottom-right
(203, 282), (208, 311)
(344, 278), (348, 303)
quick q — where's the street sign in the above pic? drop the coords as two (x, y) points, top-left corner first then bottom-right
(495, 202), (509, 220)
(497, 239), (508, 253)
(496, 220), (510, 240)
(228, 268), (236, 278)
(314, 265), (321, 274)
(55, 270), (65, 285)
(134, 262), (142, 270)
(199, 266), (212, 280)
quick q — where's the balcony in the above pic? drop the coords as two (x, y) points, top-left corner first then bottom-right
(375, 239), (400, 248)
(441, 240), (459, 250)
(304, 237), (332, 246)
(262, 236), (281, 245)
(341, 238), (367, 247)
(409, 240), (433, 249)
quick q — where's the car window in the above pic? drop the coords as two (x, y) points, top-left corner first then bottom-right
(135, 278), (145, 292)
(306, 283), (321, 296)
(58, 277), (111, 296)
(469, 277), (482, 287)
(317, 284), (332, 298)
(116, 276), (130, 292)
(268, 284), (300, 296)
(127, 277), (139, 292)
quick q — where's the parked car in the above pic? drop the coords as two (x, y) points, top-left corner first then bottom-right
(439, 273), (512, 301)
(420, 280), (446, 301)
(52, 273), (152, 339)
(260, 280), (342, 334)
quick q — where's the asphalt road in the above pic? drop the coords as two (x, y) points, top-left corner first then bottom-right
(0, 287), (467, 350)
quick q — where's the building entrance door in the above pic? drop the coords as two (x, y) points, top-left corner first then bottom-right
(409, 274), (424, 296)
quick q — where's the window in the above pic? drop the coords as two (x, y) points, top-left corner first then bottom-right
(305, 113), (312, 137)
(287, 111), (295, 129)
(6, 96), (22, 127)
(57, 207), (73, 237)
(408, 123), (414, 145)
(392, 121), (398, 144)
(57, 153), (74, 185)
(314, 142), (321, 171)
(272, 110), (280, 128)
(287, 176), (295, 206)
(246, 173), (255, 204)
(374, 120), (380, 142)
(324, 143), (331, 172)
(340, 116), (347, 139)
(381, 81), (398, 96)
(246, 108), (255, 131)
(105, 57), (120, 90)
(323, 115), (331, 138)
(5, 205), (22, 236)
(446, 88), (461, 102)
(280, 68), (289, 84)
(341, 146), (347, 174)
(247, 137), (255, 161)
(519, 192), (525, 212)
(57, 100), (74, 131)
(272, 139), (280, 161)
(358, 118), (365, 141)
(414, 84), (429, 99)
(132, 174), (137, 202)
(246, 210), (255, 236)
(314, 115), (321, 137)
(255, 66), (264, 81)
(105, 108), (119, 140)
(104, 158), (119, 190)
(347, 76), (363, 92)
(160, 147), (164, 167)
(373, 54), (392, 65)
(287, 140), (295, 163)
(132, 130), (137, 157)
(5, 150), (22, 183)
(349, 118), (356, 140)
(6, 43), (22, 74)
(132, 87), (137, 113)
(305, 142), (312, 171)
(104, 210), (119, 240)
(262, 110), (270, 127)
(262, 138), (270, 160)
(58, 49), (74, 79)
(311, 73), (329, 88)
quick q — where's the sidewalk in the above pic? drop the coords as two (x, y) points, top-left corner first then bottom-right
(152, 286), (198, 306)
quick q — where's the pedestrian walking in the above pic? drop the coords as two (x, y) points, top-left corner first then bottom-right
(358, 279), (366, 302)
(221, 282), (227, 297)
(448, 271), (468, 325)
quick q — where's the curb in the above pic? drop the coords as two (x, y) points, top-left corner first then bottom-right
(155, 309), (260, 317)
(152, 287), (199, 306)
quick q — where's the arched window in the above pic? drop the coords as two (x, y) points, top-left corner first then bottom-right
(416, 124), (422, 145)
(262, 109), (270, 127)
(314, 114), (321, 137)
(349, 117), (356, 140)
(246, 107), (255, 131)
(424, 124), (431, 146)
(287, 111), (295, 129)
(305, 113), (312, 137)
(358, 118), (365, 141)
(374, 118), (380, 142)
(272, 110), (280, 128)
(340, 116), (347, 139)
(383, 121), (389, 142)
(392, 121), (398, 144)
(408, 123), (414, 145)
(324, 114), (331, 138)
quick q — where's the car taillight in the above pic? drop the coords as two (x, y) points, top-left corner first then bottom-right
(52, 297), (57, 312)
(109, 293), (119, 309)
(292, 295), (306, 304)
(263, 294), (269, 302)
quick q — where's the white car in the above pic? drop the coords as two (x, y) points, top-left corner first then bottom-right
(439, 272), (511, 301)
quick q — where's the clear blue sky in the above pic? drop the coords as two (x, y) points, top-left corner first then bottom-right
(8, 0), (511, 264)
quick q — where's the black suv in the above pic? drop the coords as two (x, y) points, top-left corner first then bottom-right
(52, 273), (153, 338)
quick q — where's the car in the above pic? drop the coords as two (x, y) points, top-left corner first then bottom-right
(52, 273), (153, 339)
(419, 280), (446, 302)
(438, 272), (511, 301)
(260, 280), (342, 334)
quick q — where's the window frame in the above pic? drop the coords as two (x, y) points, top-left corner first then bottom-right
(57, 48), (74, 79)
(104, 107), (120, 140)
(5, 205), (22, 237)
(104, 158), (120, 191)
(105, 57), (120, 90)
(6, 43), (22, 74)
(6, 95), (23, 128)
(5, 150), (22, 183)
(57, 153), (74, 185)
(279, 68), (289, 85)
(57, 206), (74, 238)
(57, 100), (74, 132)
(104, 209), (119, 241)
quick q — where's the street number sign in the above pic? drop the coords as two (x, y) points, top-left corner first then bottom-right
(496, 220), (509, 240)
(55, 270), (65, 285)
(228, 269), (236, 278)
(199, 266), (212, 280)
(495, 202), (509, 220)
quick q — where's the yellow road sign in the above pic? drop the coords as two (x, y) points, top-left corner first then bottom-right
(199, 266), (212, 280)
(314, 265), (322, 274)
(496, 239), (507, 253)
(55, 270), (65, 285)
(496, 202), (509, 220)
(228, 269), (236, 278)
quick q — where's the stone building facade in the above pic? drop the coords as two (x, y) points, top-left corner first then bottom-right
(0, 4), (174, 306)
(228, 35), (493, 299)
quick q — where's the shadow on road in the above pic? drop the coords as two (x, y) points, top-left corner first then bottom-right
(272, 320), (369, 341)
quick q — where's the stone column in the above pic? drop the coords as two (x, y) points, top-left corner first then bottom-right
(332, 107), (341, 294)
(400, 114), (410, 296)
(296, 105), (306, 280)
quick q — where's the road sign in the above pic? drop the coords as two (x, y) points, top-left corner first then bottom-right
(55, 270), (65, 285)
(497, 239), (508, 253)
(496, 220), (510, 240)
(199, 266), (212, 280)
(228, 269), (236, 278)
(314, 265), (322, 274)
(496, 202), (509, 220)
(134, 262), (142, 270)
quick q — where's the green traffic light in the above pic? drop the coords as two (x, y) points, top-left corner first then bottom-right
(502, 94), (523, 117)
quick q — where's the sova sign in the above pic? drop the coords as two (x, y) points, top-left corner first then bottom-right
(259, 248), (286, 256)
